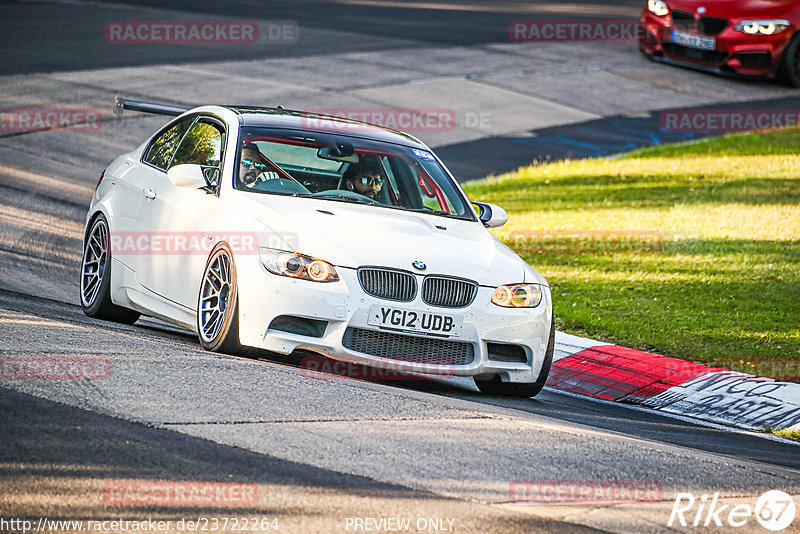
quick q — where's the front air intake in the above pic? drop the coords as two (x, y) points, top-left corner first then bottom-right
(343, 327), (475, 365)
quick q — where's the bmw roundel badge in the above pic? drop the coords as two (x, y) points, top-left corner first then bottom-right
(412, 260), (426, 271)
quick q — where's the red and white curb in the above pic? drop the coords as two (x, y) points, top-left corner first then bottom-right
(550, 332), (800, 433)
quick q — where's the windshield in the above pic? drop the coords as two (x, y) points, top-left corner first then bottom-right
(233, 127), (475, 220)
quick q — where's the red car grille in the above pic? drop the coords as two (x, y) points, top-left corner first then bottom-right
(672, 10), (729, 36)
(664, 43), (727, 65)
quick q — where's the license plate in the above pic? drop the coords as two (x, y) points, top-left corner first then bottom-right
(368, 305), (461, 337)
(671, 30), (715, 51)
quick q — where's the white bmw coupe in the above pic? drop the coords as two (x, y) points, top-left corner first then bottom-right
(81, 99), (554, 397)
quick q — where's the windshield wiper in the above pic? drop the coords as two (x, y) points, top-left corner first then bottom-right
(252, 190), (311, 198)
(311, 193), (378, 206)
(405, 207), (469, 220)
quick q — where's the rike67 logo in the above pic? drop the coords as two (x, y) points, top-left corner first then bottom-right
(669, 490), (796, 531)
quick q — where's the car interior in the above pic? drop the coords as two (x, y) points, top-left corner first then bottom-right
(237, 137), (461, 216)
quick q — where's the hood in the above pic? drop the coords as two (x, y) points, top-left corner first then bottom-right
(230, 193), (535, 287)
(666, 0), (799, 19)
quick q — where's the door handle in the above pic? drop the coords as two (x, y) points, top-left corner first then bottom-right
(143, 187), (156, 200)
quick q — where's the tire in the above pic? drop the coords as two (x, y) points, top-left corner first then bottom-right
(777, 31), (800, 87)
(80, 214), (140, 324)
(197, 242), (244, 354)
(474, 312), (555, 398)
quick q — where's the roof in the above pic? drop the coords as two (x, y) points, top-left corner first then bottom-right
(228, 106), (428, 149)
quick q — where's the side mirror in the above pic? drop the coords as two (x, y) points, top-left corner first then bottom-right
(473, 202), (508, 229)
(167, 164), (209, 189)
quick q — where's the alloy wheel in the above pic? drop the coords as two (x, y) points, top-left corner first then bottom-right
(80, 219), (108, 307)
(199, 251), (232, 342)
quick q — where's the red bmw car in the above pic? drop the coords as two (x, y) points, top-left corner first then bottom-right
(640, 0), (800, 86)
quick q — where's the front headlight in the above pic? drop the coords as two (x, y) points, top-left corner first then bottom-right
(259, 248), (339, 282)
(648, 0), (669, 17)
(491, 284), (543, 308)
(735, 19), (791, 35)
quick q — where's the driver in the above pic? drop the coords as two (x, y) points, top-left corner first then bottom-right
(342, 158), (383, 200)
(240, 143), (279, 188)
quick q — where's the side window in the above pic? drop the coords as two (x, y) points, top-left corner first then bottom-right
(170, 121), (224, 170)
(143, 118), (193, 170)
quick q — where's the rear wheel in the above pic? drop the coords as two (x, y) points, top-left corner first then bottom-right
(474, 312), (555, 398)
(777, 32), (800, 87)
(80, 214), (140, 324)
(197, 243), (243, 354)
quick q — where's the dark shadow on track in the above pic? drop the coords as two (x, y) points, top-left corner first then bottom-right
(0, 387), (606, 533)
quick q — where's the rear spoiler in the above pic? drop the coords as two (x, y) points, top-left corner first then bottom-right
(113, 96), (190, 118)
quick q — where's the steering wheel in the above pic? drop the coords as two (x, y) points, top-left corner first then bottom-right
(255, 171), (281, 183)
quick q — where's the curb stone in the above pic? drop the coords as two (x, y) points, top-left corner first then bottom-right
(550, 331), (800, 432)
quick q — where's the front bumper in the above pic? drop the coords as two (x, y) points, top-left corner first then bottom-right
(639, 10), (793, 78)
(236, 260), (552, 384)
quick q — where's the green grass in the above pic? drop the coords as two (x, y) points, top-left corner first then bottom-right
(463, 130), (800, 380)
(764, 426), (800, 441)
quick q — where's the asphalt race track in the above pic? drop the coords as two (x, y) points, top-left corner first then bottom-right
(2, 1), (800, 532)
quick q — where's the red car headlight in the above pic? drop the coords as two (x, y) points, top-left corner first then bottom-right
(735, 19), (791, 35)
(648, 0), (669, 17)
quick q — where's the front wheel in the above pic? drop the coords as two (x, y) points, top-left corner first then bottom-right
(197, 243), (243, 354)
(80, 214), (140, 324)
(777, 32), (800, 87)
(474, 312), (555, 398)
